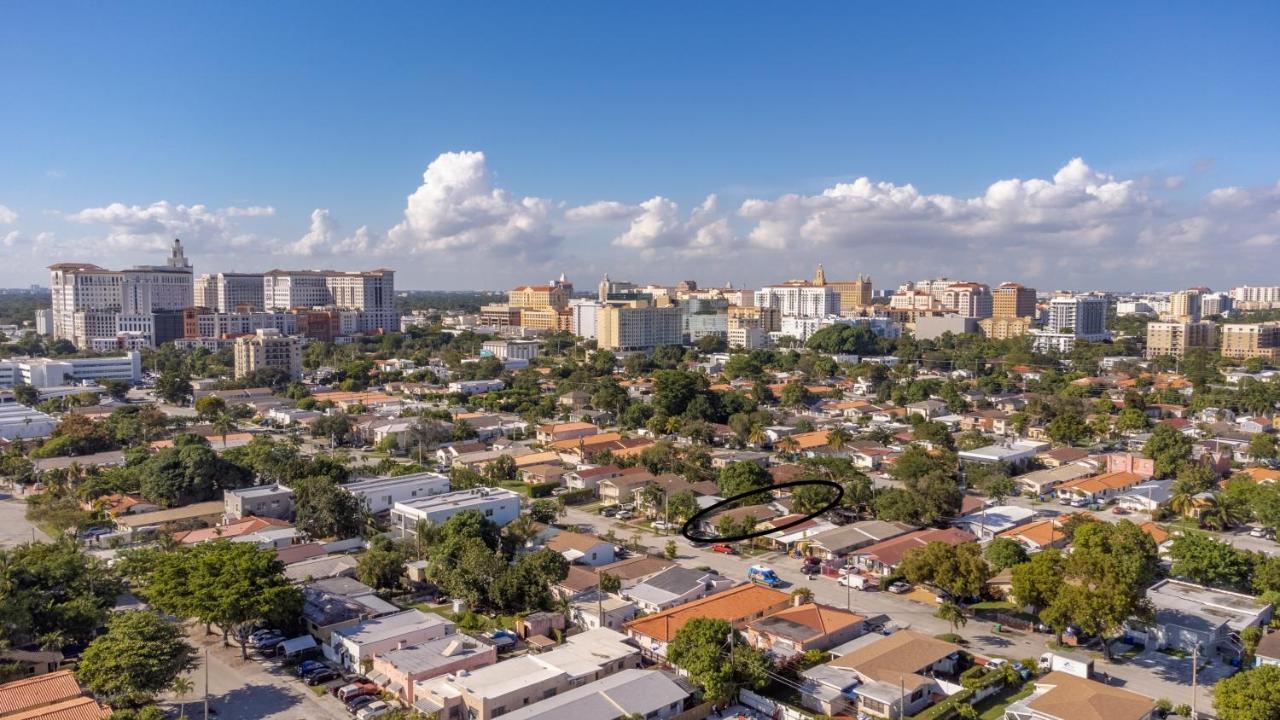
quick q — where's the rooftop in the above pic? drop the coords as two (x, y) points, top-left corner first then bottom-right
(1147, 579), (1271, 633)
(335, 609), (453, 646)
(625, 583), (789, 643)
(828, 629), (960, 684)
(379, 634), (495, 675)
(497, 669), (687, 720)
(1014, 671), (1155, 720)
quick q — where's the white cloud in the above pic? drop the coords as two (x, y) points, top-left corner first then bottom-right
(1164, 175), (1186, 190)
(388, 151), (558, 258)
(288, 208), (375, 256)
(0, 205), (16, 224)
(565, 201), (640, 223)
(610, 195), (733, 257)
(66, 201), (275, 252)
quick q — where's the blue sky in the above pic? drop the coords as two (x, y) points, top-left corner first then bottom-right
(2, 2), (1278, 290)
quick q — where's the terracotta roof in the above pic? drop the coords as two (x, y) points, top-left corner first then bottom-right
(1243, 467), (1280, 484)
(854, 528), (977, 568)
(549, 432), (623, 451)
(1139, 521), (1171, 545)
(5, 697), (111, 720)
(173, 516), (292, 544)
(829, 629), (960, 683)
(1058, 471), (1144, 495)
(625, 584), (789, 643)
(571, 465), (623, 479)
(998, 519), (1062, 548)
(545, 531), (609, 554)
(537, 422), (597, 433)
(751, 602), (864, 642)
(559, 565), (600, 593)
(0, 671), (94, 717)
(1025, 672), (1155, 720)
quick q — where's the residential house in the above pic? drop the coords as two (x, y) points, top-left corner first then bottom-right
(413, 629), (642, 720)
(1055, 471), (1145, 505)
(564, 465), (626, 492)
(536, 422), (599, 444)
(521, 463), (567, 486)
(746, 601), (866, 660)
(1138, 580), (1272, 655)
(496, 669), (690, 720)
(342, 472), (452, 515)
(371, 634), (498, 705)
(1036, 447), (1091, 468)
(625, 584), (790, 658)
(569, 596), (638, 631)
(820, 630), (964, 719)
(0, 670), (110, 720)
(114, 501), (225, 535)
(997, 519), (1069, 553)
(388, 488), (523, 539)
(759, 514), (838, 553)
(1254, 631), (1280, 667)
(328, 609), (454, 672)
(1105, 453), (1155, 478)
(598, 470), (656, 506)
(624, 566), (733, 613)
(805, 521), (915, 561)
(593, 556), (676, 590)
(697, 504), (781, 538)
(223, 483), (295, 522)
(83, 493), (157, 518)
(542, 529), (617, 566)
(950, 505), (1036, 542)
(283, 554), (360, 583)
(1005, 672), (1156, 720)
(302, 577), (402, 644)
(1015, 463), (1096, 497)
(172, 516), (298, 548)
(1114, 479), (1173, 513)
(850, 528), (978, 576)
(957, 439), (1047, 467)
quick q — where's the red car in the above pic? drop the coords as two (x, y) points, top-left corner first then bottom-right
(710, 543), (737, 554)
(1111, 507), (1130, 515)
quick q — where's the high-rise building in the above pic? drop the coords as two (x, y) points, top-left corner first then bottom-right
(597, 274), (639, 302)
(1168, 290), (1202, 321)
(193, 274), (218, 309)
(992, 282), (1037, 319)
(234, 328), (303, 380)
(261, 269), (397, 332)
(595, 302), (682, 352)
(1200, 292), (1233, 318)
(941, 282), (993, 319)
(727, 305), (781, 333)
(1220, 322), (1280, 361)
(978, 316), (1033, 340)
(808, 264), (872, 313)
(754, 283), (839, 319)
(1231, 286), (1280, 309)
(568, 299), (602, 339)
(34, 309), (54, 336)
(1145, 321), (1216, 359)
(1047, 295), (1108, 341)
(48, 239), (193, 347)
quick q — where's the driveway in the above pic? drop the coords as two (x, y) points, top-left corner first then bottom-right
(0, 495), (49, 547)
(182, 628), (351, 720)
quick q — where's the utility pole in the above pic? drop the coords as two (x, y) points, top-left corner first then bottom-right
(1191, 644), (1199, 720)
(203, 648), (209, 720)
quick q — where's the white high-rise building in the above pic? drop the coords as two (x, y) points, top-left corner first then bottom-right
(1047, 295), (1108, 341)
(753, 283), (839, 318)
(48, 239), (193, 347)
(195, 272), (266, 312)
(261, 269), (398, 332)
(569, 299), (601, 339)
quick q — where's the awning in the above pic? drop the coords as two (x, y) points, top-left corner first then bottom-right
(279, 635), (317, 656)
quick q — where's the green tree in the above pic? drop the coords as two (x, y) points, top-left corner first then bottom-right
(291, 476), (364, 539)
(1198, 492), (1248, 531)
(1214, 665), (1280, 720)
(1115, 408), (1150, 433)
(1250, 432), (1278, 461)
(791, 480), (840, 514)
(77, 611), (197, 706)
(485, 454), (518, 484)
(1144, 423), (1194, 477)
(1168, 532), (1253, 591)
(780, 381), (812, 408)
(154, 369), (193, 405)
(12, 383), (38, 406)
(193, 395), (227, 421)
(1009, 548), (1065, 614)
(667, 489), (699, 523)
(936, 600), (968, 633)
(528, 498), (563, 524)
(667, 618), (770, 704)
(984, 537), (1028, 572)
(717, 460), (772, 498)
(0, 538), (120, 650)
(899, 541), (991, 599)
(358, 535), (408, 590)
(1046, 412), (1091, 446)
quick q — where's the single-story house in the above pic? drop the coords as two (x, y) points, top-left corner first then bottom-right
(804, 520), (916, 561)
(624, 566), (733, 613)
(950, 505), (1036, 542)
(746, 602), (866, 660)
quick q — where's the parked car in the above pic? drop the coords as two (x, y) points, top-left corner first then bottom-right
(888, 581), (912, 594)
(336, 682), (379, 702)
(1111, 507), (1129, 515)
(356, 701), (391, 720)
(345, 694), (378, 713)
(601, 507), (618, 517)
(1250, 526), (1269, 538)
(295, 660), (325, 675)
(616, 510), (634, 520)
(305, 670), (339, 685)
(651, 520), (673, 531)
(711, 543), (736, 554)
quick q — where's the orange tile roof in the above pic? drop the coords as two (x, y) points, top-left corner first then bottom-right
(548, 431), (623, 451)
(5, 697), (112, 720)
(754, 602), (865, 640)
(1057, 471), (1143, 495)
(1243, 467), (1280, 484)
(788, 431), (834, 451)
(537, 421), (597, 433)
(625, 583), (790, 643)
(172, 516), (292, 544)
(0, 671), (94, 717)
(1139, 521), (1171, 545)
(998, 519), (1063, 547)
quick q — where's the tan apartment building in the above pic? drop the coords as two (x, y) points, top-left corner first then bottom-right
(1144, 321), (1216, 359)
(979, 315), (1033, 339)
(596, 302), (681, 352)
(1167, 289), (1202, 321)
(992, 282), (1037, 318)
(508, 284), (570, 311)
(233, 328), (303, 380)
(1220, 322), (1280, 360)
(728, 304), (781, 333)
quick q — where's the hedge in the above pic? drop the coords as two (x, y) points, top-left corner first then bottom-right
(528, 481), (563, 498)
(559, 488), (597, 505)
(910, 688), (975, 720)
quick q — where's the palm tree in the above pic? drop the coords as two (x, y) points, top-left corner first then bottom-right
(826, 427), (851, 453)
(1169, 489), (1199, 519)
(747, 423), (767, 448)
(663, 415), (682, 436)
(170, 676), (194, 718)
(212, 413), (235, 449)
(936, 601), (968, 634)
(777, 436), (800, 459)
(1198, 493), (1247, 531)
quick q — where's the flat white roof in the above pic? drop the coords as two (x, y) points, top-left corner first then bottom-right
(394, 487), (521, 513)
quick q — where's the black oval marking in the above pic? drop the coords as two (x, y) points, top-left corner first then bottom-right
(681, 479), (844, 543)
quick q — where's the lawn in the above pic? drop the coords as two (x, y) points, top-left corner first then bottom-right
(974, 679), (1036, 720)
(410, 603), (519, 633)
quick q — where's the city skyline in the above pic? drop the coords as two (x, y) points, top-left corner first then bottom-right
(3, 3), (1279, 290)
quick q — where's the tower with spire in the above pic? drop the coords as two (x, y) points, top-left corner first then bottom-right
(167, 238), (191, 269)
(813, 263), (827, 286)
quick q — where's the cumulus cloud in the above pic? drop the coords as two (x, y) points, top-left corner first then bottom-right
(565, 201), (641, 223)
(0, 205), (16, 224)
(66, 201), (275, 252)
(388, 151), (558, 258)
(610, 195), (734, 258)
(288, 208), (375, 256)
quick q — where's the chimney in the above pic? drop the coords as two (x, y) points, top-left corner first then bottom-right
(398, 640), (406, 650)
(793, 593), (806, 608)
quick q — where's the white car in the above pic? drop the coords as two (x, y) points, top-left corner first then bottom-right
(356, 701), (391, 719)
(888, 581), (912, 594)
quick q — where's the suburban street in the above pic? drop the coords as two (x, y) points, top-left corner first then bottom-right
(563, 504), (1220, 711)
(0, 494), (49, 547)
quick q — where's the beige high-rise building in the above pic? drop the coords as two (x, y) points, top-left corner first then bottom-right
(234, 328), (303, 380)
(1168, 290), (1202, 321)
(1145, 321), (1216, 359)
(1220, 322), (1280, 361)
(595, 302), (682, 352)
(993, 282), (1037, 318)
(979, 316), (1033, 340)
(727, 305), (780, 333)
(810, 264), (872, 313)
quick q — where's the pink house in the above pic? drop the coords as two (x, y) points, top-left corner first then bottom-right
(1106, 453), (1155, 478)
(371, 633), (497, 704)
